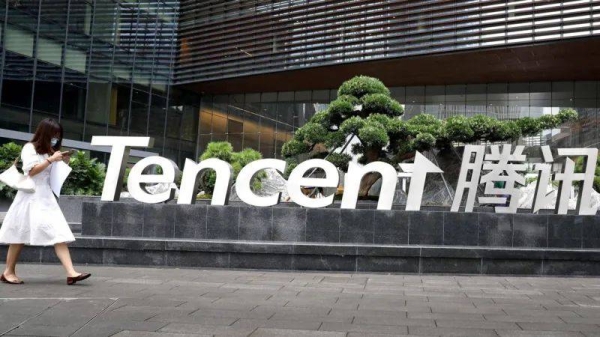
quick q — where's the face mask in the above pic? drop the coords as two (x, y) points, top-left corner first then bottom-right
(51, 138), (59, 147)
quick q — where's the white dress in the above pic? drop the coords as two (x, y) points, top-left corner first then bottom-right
(0, 143), (75, 246)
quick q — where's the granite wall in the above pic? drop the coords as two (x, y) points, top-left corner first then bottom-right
(81, 202), (600, 249)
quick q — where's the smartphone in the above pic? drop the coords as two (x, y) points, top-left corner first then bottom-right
(61, 149), (75, 156)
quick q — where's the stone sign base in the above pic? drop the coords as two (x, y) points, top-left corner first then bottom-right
(3, 202), (599, 275)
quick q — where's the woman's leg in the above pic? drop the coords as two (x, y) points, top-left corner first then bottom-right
(4, 244), (24, 281)
(54, 243), (80, 277)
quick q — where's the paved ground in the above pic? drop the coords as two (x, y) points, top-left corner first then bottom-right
(0, 264), (599, 337)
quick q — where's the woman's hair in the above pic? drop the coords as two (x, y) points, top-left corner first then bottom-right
(31, 118), (63, 155)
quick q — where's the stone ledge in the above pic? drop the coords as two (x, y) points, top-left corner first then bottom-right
(4, 236), (599, 275)
(82, 202), (600, 249)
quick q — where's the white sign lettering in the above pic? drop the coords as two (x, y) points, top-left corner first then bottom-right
(92, 136), (599, 215)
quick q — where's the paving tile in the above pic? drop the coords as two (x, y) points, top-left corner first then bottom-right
(352, 316), (435, 327)
(232, 318), (321, 331)
(113, 332), (211, 337)
(435, 319), (520, 330)
(159, 323), (255, 337)
(72, 321), (169, 337)
(9, 324), (82, 336)
(517, 323), (600, 332)
(496, 330), (586, 337)
(320, 322), (408, 334)
(250, 328), (346, 337)
(408, 326), (500, 337)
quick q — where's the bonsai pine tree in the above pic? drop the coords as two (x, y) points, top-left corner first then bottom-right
(282, 76), (578, 197)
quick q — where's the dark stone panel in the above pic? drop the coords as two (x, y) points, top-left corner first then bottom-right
(543, 250), (600, 262)
(476, 248), (545, 260)
(101, 238), (165, 251)
(81, 202), (112, 236)
(294, 244), (356, 256)
(421, 247), (482, 259)
(547, 215), (583, 248)
(229, 253), (292, 270)
(443, 212), (479, 246)
(373, 210), (409, 245)
(41, 247), (103, 265)
(356, 256), (419, 273)
(165, 240), (234, 253)
(272, 207), (306, 242)
(306, 230), (340, 243)
(409, 212), (443, 245)
(112, 203), (144, 237)
(166, 251), (229, 268)
(103, 249), (166, 266)
(143, 204), (177, 238)
(420, 257), (481, 274)
(356, 246), (420, 257)
(582, 216), (600, 248)
(174, 205), (207, 239)
(340, 209), (374, 244)
(0, 246), (42, 263)
(513, 214), (547, 248)
(481, 259), (543, 275)
(174, 224), (197, 241)
(206, 206), (239, 240)
(239, 207), (272, 241)
(292, 254), (356, 271)
(306, 209), (340, 243)
(478, 213), (513, 247)
(543, 260), (600, 276)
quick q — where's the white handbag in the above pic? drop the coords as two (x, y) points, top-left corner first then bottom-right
(0, 157), (35, 193)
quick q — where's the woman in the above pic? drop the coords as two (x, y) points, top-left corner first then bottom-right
(0, 118), (90, 285)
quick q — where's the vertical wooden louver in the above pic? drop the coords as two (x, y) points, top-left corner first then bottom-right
(177, 0), (600, 84)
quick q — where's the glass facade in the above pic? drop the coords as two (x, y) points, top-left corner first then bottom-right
(201, 81), (600, 159)
(0, 0), (200, 165)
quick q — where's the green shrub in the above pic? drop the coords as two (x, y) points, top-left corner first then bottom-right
(412, 132), (436, 152)
(337, 75), (390, 99)
(200, 141), (234, 162)
(516, 117), (542, 136)
(358, 123), (389, 147)
(468, 114), (498, 140)
(361, 93), (404, 117)
(575, 155), (600, 193)
(328, 99), (355, 122)
(443, 115), (474, 143)
(199, 142), (264, 195)
(339, 116), (367, 135)
(61, 151), (106, 196)
(281, 139), (310, 158)
(326, 153), (352, 172)
(0, 142), (23, 199)
(295, 122), (328, 144)
(557, 108), (578, 123)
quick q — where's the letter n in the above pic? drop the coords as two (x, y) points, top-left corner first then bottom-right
(341, 161), (397, 210)
(177, 158), (233, 205)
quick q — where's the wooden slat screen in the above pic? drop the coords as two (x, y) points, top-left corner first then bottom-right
(177, 0), (600, 84)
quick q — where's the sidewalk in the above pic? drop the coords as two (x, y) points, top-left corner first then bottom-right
(0, 264), (599, 337)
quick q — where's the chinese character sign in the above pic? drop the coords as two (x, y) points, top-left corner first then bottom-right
(451, 145), (598, 215)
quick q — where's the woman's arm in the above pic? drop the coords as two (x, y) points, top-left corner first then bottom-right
(28, 152), (63, 177)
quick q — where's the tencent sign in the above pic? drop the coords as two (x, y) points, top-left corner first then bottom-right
(91, 136), (599, 215)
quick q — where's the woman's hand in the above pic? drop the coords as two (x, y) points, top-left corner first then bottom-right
(49, 151), (63, 163)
